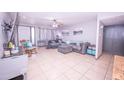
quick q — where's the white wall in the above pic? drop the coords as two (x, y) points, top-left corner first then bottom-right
(98, 12), (124, 20)
(96, 20), (104, 59)
(0, 13), (4, 58)
(61, 19), (97, 44)
(0, 12), (12, 58)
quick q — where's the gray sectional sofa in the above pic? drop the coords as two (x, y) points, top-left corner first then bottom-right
(57, 42), (90, 54)
(71, 42), (90, 54)
(44, 39), (90, 54)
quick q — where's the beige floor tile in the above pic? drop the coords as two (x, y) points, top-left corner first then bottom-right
(94, 62), (108, 70)
(44, 68), (63, 79)
(52, 61), (65, 67)
(27, 63), (40, 73)
(96, 60), (110, 66)
(84, 69), (105, 80)
(90, 65), (107, 75)
(73, 62), (92, 74)
(83, 55), (96, 63)
(27, 74), (47, 80)
(64, 61), (78, 67)
(27, 67), (47, 80)
(27, 47), (113, 80)
(64, 69), (82, 80)
(105, 75), (112, 80)
(79, 75), (90, 80)
(39, 63), (55, 72)
(105, 64), (113, 79)
(54, 64), (71, 73)
(55, 74), (69, 80)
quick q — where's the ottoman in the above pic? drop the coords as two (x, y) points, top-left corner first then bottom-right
(58, 44), (72, 54)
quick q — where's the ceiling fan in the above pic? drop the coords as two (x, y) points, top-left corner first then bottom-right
(51, 19), (63, 28)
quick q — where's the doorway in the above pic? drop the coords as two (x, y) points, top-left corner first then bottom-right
(103, 25), (124, 56)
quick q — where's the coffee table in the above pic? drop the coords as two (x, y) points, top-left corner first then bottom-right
(25, 47), (37, 57)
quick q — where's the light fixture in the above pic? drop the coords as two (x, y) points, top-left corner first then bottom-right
(45, 18), (63, 28)
(52, 19), (59, 28)
(52, 23), (58, 28)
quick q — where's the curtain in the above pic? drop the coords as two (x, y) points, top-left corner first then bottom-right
(39, 28), (56, 41)
(40, 28), (46, 40)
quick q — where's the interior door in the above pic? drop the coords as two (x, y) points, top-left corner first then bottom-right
(112, 27), (124, 55)
(103, 25), (124, 56)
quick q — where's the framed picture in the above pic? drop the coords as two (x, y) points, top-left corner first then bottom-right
(73, 30), (83, 35)
(62, 32), (70, 36)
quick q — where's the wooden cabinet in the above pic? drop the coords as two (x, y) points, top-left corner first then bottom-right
(112, 55), (124, 80)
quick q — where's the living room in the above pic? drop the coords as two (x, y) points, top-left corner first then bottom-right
(0, 12), (124, 80)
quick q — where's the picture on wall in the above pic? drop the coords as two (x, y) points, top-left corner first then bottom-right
(73, 30), (83, 35)
(62, 32), (70, 36)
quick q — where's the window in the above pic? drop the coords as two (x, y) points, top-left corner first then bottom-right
(18, 26), (30, 46)
(31, 27), (35, 45)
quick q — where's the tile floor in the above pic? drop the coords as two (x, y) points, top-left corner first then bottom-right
(27, 47), (113, 80)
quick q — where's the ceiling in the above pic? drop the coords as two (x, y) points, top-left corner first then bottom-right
(101, 15), (124, 26)
(8, 12), (124, 28)
(18, 12), (97, 28)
